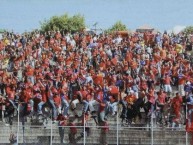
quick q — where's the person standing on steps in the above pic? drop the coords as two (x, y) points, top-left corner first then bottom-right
(68, 118), (78, 145)
(100, 120), (109, 145)
(57, 114), (68, 144)
(171, 92), (183, 128)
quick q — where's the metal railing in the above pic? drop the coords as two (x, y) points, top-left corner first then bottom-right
(0, 104), (191, 145)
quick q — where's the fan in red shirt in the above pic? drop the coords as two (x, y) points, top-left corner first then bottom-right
(71, 85), (89, 117)
(163, 73), (172, 93)
(171, 93), (183, 127)
(144, 87), (155, 116)
(156, 89), (167, 122)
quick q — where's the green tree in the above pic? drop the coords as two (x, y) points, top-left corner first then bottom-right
(40, 13), (85, 33)
(105, 21), (128, 33)
(183, 26), (193, 35)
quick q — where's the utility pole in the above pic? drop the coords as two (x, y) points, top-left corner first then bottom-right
(93, 22), (98, 33)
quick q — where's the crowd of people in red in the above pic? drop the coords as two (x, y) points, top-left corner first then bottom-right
(0, 30), (193, 141)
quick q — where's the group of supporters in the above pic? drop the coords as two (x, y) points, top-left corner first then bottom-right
(0, 29), (193, 135)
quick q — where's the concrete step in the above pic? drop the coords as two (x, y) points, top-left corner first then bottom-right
(0, 128), (190, 144)
(0, 135), (189, 145)
(0, 127), (187, 134)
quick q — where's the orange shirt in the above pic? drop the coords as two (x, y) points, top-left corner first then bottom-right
(172, 66), (178, 77)
(99, 62), (106, 70)
(23, 88), (33, 103)
(126, 52), (133, 62)
(108, 86), (119, 95)
(40, 86), (47, 102)
(26, 67), (34, 76)
(0, 41), (5, 50)
(178, 76), (186, 85)
(160, 49), (166, 60)
(93, 75), (104, 87)
(126, 94), (136, 104)
(80, 90), (88, 100)
(111, 58), (118, 66)
(7, 90), (15, 100)
(130, 61), (138, 69)
(153, 54), (161, 63)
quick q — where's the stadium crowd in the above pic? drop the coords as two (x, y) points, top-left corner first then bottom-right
(0, 29), (193, 134)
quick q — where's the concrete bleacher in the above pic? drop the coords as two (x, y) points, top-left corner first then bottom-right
(0, 114), (191, 145)
(0, 126), (190, 145)
(0, 100), (191, 145)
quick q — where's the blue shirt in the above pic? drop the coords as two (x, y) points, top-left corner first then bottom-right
(155, 35), (161, 42)
(187, 95), (193, 105)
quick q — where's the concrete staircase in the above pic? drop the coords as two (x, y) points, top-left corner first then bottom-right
(0, 103), (191, 145)
(0, 117), (191, 145)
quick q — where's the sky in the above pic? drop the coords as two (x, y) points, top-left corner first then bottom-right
(0, 0), (193, 33)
